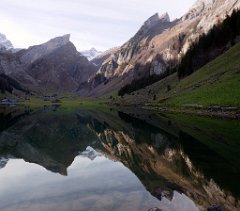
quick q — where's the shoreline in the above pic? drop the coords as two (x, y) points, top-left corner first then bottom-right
(1, 98), (240, 120)
(143, 105), (240, 120)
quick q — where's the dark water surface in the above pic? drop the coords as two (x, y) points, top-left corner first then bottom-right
(0, 107), (239, 211)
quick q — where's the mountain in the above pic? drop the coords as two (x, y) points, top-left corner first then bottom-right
(79, 0), (240, 97)
(0, 33), (13, 52)
(1, 0), (239, 97)
(112, 41), (240, 114)
(80, 48), (102, 61)
(25, 41), (97, 93)
(0, 34), (98, 95)
(17, 34), (71, 64)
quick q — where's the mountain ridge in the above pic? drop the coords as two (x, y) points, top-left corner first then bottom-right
(0, 34), (98, 95)
(0, 0), (240, 98)
(79, 0), (240, 97)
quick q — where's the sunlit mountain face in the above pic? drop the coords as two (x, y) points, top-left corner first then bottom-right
(0, 107), (239, 211)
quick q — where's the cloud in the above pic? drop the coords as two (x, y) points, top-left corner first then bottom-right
(0, 0), (196, 51)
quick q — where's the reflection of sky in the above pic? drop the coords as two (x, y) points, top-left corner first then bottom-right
(0, 157), (199, 211)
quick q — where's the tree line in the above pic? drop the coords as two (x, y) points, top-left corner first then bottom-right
(178, 9), (240, 78)
(118, 70), (171, 96)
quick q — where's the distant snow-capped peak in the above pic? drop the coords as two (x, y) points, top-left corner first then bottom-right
(80, 48), (102, 61)
(0, 33), (13, 51)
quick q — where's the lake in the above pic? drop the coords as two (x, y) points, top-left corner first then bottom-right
(0, 106), (239, 211)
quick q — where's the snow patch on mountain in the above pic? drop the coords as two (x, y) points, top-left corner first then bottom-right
(0, 33), (13, 51)
(81, 48), (102, 61)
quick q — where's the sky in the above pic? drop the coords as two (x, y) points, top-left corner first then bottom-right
(0, 0), (196, 51)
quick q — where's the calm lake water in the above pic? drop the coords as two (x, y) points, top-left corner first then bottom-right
(0, 106), (239, 211)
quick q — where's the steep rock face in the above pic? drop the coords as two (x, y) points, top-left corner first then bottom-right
(0, 34), (98, 94)
(96, 57), (118, 79)
(143, 12), (170, 33)
(113, 12), (172, 69)
(182, 0), (216, 21)
(91, 47), (120, 68)
(84, 12), (174, 94)
(0, 33), (13, 52)
(0, 52), (23, 75)
(17, 34), (71, 64)
(82, 0), (240, 97)
(26, 42), (97, 93)
(0, 52), (33, 92)
(181, 0), (240, 53)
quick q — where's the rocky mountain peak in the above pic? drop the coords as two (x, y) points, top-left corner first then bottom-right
(19, 34), (72, 64)
(43, 34), (70, 49)
(135, 12), (172, 38)
(159, 12), (170, 22)
(144, 12), (170, 28)
(144, 13), (160, 27)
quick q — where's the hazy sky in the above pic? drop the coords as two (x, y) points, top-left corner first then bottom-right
(0, 0), (196, 51)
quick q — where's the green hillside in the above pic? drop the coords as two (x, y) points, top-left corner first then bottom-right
(163, 42), (240, 107)
(115, 42), (240, 108)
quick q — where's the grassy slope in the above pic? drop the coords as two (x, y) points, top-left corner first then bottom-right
(164, 42), (240, 107)
(116, 42), (240, 108)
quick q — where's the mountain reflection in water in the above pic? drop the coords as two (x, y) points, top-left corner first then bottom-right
(0, 107), (239, 211)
